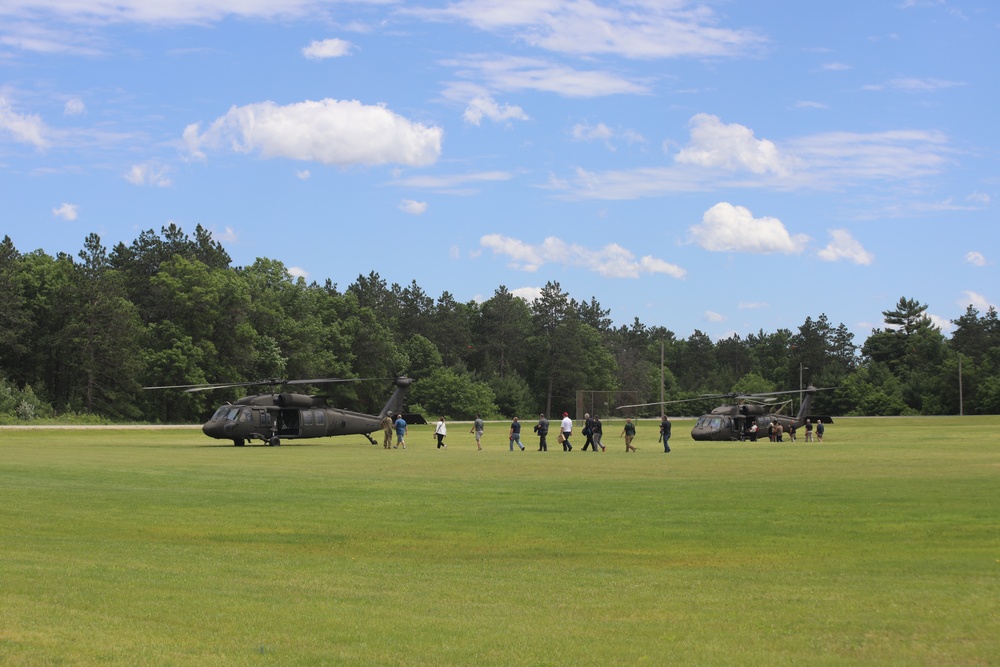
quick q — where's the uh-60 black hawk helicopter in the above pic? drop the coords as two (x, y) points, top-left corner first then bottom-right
(144, 376), (423, 447)
(618, 385), (832, 441)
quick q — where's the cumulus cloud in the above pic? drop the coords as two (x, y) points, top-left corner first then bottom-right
(0, 96), (49, 148)
(288, 266), (309, 280)
(675, 113), (794, 176)
(124, 162), (171, 187)
(511, 286), (543, 302)
(212, 226), (238, 244)
(689, 203), (809, 254)
(183, 98), (443, 167)
(52, 202), (78, 220)
(817, 229), (874, 265)
(398, 199), (428, 215)
(965, 251), (986, 267)
(463, 95), (528, 125)
(296, 169), (311, 180)
(704, 311), (726, 323)
(480, 233), (686, 279)
(302, 38), (354, 60)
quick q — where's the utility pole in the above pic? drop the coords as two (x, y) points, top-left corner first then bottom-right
(660, 340), (665, 419)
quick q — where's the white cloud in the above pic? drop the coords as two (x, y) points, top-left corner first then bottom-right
(864, 77), (964, 92)
(675, 113), (794, 176)
(967, 192), (990, 205)
(0, 96), (49, 148)
(288, 266), (309, 280)
(124, 162), (171, 187)
(212, 226), (238, 244)
(958, 290), (993, 312)
(443, 54), (649, 98)
(794, 100), (828, 110)
(511, 286), (542, 302)
(52, 202), (78, 220)
(183, 98), (443, 167)
(463, 95), (528, 125)
(739, 302), (769, 310)
(302, 38), (354, 60)
(704, 311), (726, 323)
(689, 202), (809, 254)
(822, 62), (852, 71)
(296, 169), (311, 180)
(558, 118), (954, 200)
(63, 97), (86, 115)
(927, 313), (951, 334)
(390, 170), (512, 194)
(480, 233), (686, 279)
(398, 199), (428, 215)
(409, 1), (765, 59)
(965, 251), (986, 267)
(0, 0), (337, 24)
(817, 229), (875, 265)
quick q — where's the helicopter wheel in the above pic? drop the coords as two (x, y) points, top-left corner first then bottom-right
(234, 439), (245, 447)
(270, 436), (281, 447)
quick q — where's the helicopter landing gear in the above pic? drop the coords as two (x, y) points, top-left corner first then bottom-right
(234, 438), (245, 447)
(364, 433), (378, 445)
(269, 436), (281, 447)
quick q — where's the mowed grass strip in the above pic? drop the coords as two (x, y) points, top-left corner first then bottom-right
(1, 418), (997, 666)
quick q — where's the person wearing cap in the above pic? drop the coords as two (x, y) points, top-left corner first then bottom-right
(534, 413), (549, 451)
(560, 412), (573, 451)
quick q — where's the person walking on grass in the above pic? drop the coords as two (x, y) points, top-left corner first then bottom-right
(470, 413), (484, 451)
(660, 415), (671, 453)
(509, 416), (525, 451)
(434, 416), (447, 449)
(592, 415), (604, 452)
(394, 414), (407, 449)
(534, 413), (549, 451)
(560, 412), (573, 451)
(380, 413), (394, 449)
(621, 417), (637, 452)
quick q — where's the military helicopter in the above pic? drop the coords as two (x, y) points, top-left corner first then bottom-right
(144, 376), (423, 446)
(618, 386), (832, 441)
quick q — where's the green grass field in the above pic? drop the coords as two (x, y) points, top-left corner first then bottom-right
(2, 418), (998, 666)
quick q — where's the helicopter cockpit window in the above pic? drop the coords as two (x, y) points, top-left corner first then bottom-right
(709, 417), (722, 429)
(696, 417), (709, 428)
(212, 406), (229, 420)
(240, 408), (252, 423)
(226, 407), (241, 421)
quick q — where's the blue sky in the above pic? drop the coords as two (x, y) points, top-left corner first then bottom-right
(1, 0), (996, 343)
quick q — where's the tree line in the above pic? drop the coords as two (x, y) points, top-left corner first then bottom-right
(1, 226), (998, 423)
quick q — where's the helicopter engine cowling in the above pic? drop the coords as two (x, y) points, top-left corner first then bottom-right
(275, 393), (315, 408)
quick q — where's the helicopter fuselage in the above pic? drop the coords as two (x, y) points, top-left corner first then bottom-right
(199, 377), (415, 446)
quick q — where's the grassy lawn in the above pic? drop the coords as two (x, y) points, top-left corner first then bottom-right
(1, 418), (998, 666)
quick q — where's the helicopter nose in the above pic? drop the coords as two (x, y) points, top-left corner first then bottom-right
(202, 420), (225, 439)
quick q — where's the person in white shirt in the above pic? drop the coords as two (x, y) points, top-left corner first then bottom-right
(560, 412), (573, 451)
(434, 417), (447, 449)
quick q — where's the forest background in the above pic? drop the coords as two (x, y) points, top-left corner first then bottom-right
(2, 224), (998, 424)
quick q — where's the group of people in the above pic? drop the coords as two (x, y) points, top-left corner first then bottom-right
(746, 417), (825, 443)
(382, 412), (674, 453)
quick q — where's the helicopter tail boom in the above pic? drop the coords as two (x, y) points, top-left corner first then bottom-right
(378, 377), (414, 419)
